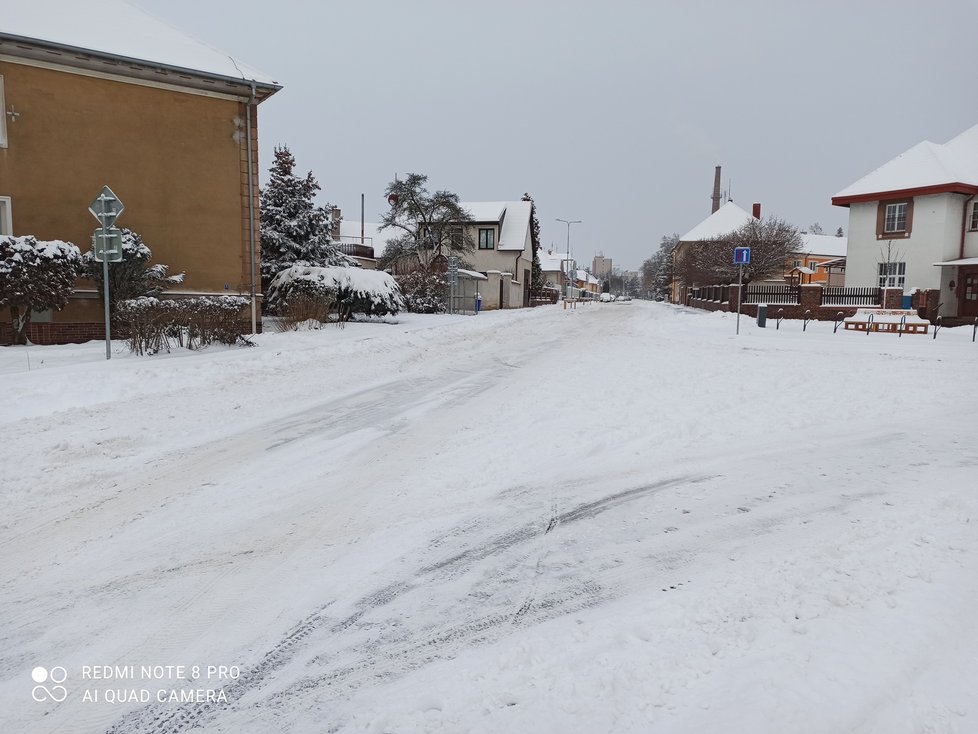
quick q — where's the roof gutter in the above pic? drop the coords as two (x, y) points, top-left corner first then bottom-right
(961, 193), (977, 260)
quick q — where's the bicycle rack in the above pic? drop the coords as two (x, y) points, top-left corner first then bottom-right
(898, 314), (907, 337)
(776, 308), (784, 330)
(865, 313), (874, 335)
(833, 311), (845, 334)
(803, 310), (812, 332)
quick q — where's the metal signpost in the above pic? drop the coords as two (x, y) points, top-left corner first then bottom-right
(733, 246), (751, 335)
(447, 256), (459, 314)
(89, 186), (125, 360)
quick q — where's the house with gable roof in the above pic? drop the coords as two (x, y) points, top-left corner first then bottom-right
(832, 124), (978, 320)
(0, 0), (280, 344)
(457, 200), (534, 310)
(670, 200), (757, 302)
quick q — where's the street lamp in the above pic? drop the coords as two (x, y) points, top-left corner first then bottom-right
(556, 218), (581, 301)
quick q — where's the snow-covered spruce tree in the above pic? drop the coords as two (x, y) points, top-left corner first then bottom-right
(81, 228), (184, 314)
(259, 146), (356, 292)
(0, 235), (82, 344)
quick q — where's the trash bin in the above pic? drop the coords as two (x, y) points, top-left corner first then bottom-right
(757, 303), (767, 328)
(902, 294), (912, 309)
(475, 293), (482, 314)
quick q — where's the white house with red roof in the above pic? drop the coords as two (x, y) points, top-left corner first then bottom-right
(832, 124), (978, 319)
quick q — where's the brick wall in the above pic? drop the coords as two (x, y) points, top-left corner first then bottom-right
(1, 320), (261, 346)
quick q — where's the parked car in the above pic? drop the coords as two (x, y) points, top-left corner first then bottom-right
(600, 292), (614, 302)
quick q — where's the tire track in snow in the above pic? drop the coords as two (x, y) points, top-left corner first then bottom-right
(104, 475), (707, 733)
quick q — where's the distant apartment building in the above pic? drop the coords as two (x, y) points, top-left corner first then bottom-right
(592, 253), (613, 280)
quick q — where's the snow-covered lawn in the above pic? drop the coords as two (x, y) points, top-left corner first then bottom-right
(2, 302), (976, 733)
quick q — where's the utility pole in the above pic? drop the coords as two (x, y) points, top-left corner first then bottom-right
(556, 218), (581, 301)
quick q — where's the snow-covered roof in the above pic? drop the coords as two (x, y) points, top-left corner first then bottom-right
(834, 124), (978, 202)
(461, 202), (507, 222)
(539, 249), (571, 273)
(800, 233), (847, 258)
(459, 200), (532, 253)
(933, 257), (978, 267)
(679, 201), (755, 242)
(1, 0), (278, 89)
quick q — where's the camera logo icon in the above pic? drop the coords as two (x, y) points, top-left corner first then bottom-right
(32, 666), (68, 703)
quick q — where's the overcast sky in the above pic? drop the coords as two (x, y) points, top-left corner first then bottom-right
(137, 0), (975, 270)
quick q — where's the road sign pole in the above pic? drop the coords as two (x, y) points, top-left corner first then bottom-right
(736, 263), (743, 335)
(100, 195), (112, 360)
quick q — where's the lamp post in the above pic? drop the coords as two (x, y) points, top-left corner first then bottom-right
(556, 218), (581, 301)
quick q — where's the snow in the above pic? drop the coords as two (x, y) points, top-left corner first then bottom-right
(800, 232), (847, 258)
(460, 201), (507, 222)
(834, 123), (978, 201)
(2, 302), (977, 733)
(934, 256), (978, 266)
(539, 249), (572, 273)
(1, 0), (277, 86)
(679, 200), (755, 242)
(267, 264), (403, 311)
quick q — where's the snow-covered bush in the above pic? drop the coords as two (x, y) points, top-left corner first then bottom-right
(395, 271), (447, 313)
(0, 235), (82, 344)
(116, 296), (250, 355)
(81, 228), (184, 313)
(266, 265), (404, 323)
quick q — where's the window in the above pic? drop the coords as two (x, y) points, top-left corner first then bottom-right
(0, 197), (11, 236)
(878, 261), (906, 288)
(792, 259), (802, 268)
(478, 228), (495, 250)
(809, 261), (818, 271)
(0, 75), (6, 148)
(876, 199), (913, 238)
(884, 203), (907, 233)
(970, 202), (978, 231)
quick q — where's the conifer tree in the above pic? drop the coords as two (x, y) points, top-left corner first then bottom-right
(522, 193), (546, 297)
(259, 146), (354, 290)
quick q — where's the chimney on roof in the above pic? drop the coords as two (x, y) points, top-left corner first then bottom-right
(711, 166), (722, 214)
(752, 202), (761, 220)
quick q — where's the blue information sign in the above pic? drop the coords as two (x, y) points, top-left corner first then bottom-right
(733, 247), (751, 265)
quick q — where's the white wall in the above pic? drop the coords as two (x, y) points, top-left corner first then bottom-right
(845, 193), (965, 294)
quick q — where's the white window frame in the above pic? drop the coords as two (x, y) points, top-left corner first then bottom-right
(0, 197), (11, 236)
(809, 261), (818, 271)
(884, 202), (907, 233)
(878, 261), (906, 288)
(0, 75), (6, 148)
(970, 202), (978, 231)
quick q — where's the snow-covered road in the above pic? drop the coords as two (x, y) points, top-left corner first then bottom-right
(2, 302), (976, 733)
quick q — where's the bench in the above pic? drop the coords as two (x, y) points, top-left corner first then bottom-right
(843, 309), (929, 334)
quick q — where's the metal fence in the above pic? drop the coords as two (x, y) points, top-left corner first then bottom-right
(820, 287), (881, 306)
(743, 285), (799, 304)
(689, 285), (729, 303)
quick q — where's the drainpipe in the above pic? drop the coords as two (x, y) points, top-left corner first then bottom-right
(246, 81), (258, 334)
(960, 193), (976, 260)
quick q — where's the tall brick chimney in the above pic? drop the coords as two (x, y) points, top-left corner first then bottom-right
(711, 166), (722, 214)
(752, 202), (761, 219)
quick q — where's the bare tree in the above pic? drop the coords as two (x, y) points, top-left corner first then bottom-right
(674, 217), (802, 286)
(378, 173), (474, 274)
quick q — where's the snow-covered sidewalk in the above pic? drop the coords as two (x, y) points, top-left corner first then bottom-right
(2, 302), (976, 733)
